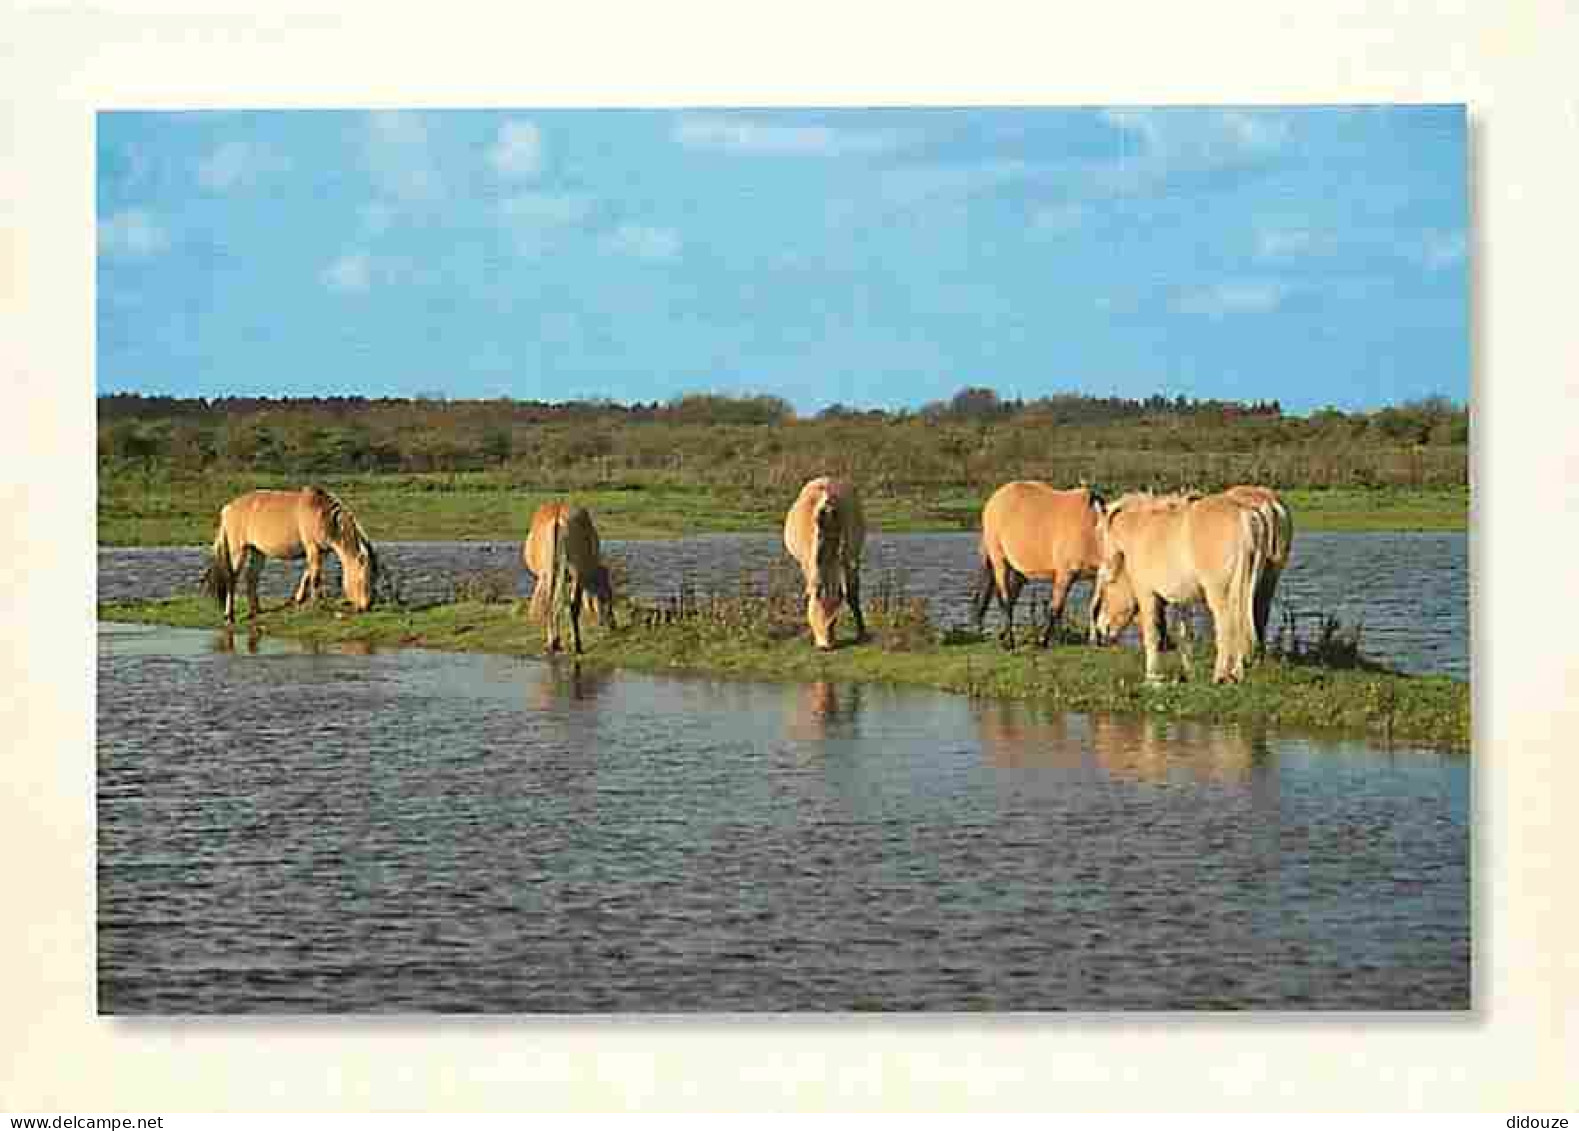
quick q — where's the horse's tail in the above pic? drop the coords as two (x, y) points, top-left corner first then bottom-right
(529, 515), (564, 624)
(1231, 506), (1269, 650)
(200, 510), (233, 609)
(1269, 496), (1293, 566)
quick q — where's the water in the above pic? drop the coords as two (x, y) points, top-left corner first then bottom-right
(98, 530), (1468, 679)
(98, 623), (1470, 1013)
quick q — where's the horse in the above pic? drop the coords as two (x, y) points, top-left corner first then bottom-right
(523, 502), (615, 655)
(1091, 490), (1270, 684)
(783, 476), (867, 650)
(972, 481), (1106, 649)
(1223, 484), (1294, 646)
(1094, 486), (1291, 658)
(200, 487), (378, 623)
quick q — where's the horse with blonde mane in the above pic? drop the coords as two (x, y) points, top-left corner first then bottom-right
(1223, 484), (1294, 646)
(783, 476), (866, 650)
(1091, 490), (1270, 684)
(523, 502), (615, 654)
(201, 487), (379, 623)
(972, 481), (1106, 649)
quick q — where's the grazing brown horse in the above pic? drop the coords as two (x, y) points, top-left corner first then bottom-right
(972, 481), (1106, 649)
(523, 502), (614, 654)
(201, 487), (378, 623)
(783, 476), (867, 650)
(1092, 491), (1270, 684)
(1223, 484), (1294, 646)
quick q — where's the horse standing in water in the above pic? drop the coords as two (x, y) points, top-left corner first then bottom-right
(973, 481), (1107, 649)
(783, 476), (867, 650)
(201, 487), (379, 623)
(523, 502), (615, 655)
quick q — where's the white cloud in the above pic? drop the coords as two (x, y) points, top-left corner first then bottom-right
(603, 223), (682, 261)
(322, 252), (372, 293)
(1418, 229), (1467, 270)
(1096, 108), (1291, 195)
(489, 120), (543, 178)
(364, 110), (442, 205)
(197, 141), (287, 191)
(99, 209), (169, 257)
(1172, 281), (1288, 317)
(674, 114), (914, 157)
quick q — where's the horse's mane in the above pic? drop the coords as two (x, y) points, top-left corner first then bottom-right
(1107, 489), (1186, 515)
(311, 487), (375, 565)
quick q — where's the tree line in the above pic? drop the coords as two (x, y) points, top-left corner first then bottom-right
(98, 387), (1469, 491)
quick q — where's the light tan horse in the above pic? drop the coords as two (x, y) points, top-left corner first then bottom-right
(1224, 484), (1294, 645)
(1091, 491), (1269, 684)
(783, 476), (867, 650)
(972, 481), (1106, 649)
(201, 487), (378, 623)
(1095, 486), (1292, 657)
(523, 502), (615, 654)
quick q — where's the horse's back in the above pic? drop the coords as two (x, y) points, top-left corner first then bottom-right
(982, 480), (1101, 576)
(218, 488), (318, 557)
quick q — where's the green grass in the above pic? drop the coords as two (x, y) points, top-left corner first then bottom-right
(97, 468), (1468, 546)
(98, 591), (1471, 749)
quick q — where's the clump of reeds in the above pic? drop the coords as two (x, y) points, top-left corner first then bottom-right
(1266, 604), (1368, 670)
(627, 563), (940, 651)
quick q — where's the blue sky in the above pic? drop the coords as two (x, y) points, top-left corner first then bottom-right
(97, 106), (1467, 414)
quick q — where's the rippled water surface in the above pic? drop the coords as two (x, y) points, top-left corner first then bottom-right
(99, 530), (1468, 679)
(98, 623), (1469, 1013)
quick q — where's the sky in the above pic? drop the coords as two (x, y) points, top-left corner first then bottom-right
(96, 106), (1467, 415)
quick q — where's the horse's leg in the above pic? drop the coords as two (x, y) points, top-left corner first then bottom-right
(1203, 584), (1239, 684)
(1176, 606), (1196, 681)
(844, 562), (867, 642)
(569, 578), (585, 655)
(243, 549), (264, 621)
(295, 544), (320, 605)
(1253, 566), (1279, 654)
(1039, 571), (1074, 648)
(1137, 590), (1165, 683)
(1155, 597), (1174, 652)
(997, 566), (1024, 650)
(972, 556), (997, 634)
(222, 541), (238, 625)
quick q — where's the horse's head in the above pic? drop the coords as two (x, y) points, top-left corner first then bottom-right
(343, 540), (378, 612)
(585, 562), (615, 628)
(1091, 551), (1136, 644)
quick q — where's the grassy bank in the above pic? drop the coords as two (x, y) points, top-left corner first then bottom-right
(98, 587), (1471, 749)
(98, 468), (1469, 546)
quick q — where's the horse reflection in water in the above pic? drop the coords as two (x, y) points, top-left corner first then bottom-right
(211, 627), (263, 655)
(526, 660), (610, 711)
(974, 701), (1267, 784)
(782, 679), (863, 742)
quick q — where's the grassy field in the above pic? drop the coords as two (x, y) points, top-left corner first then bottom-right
(98, 587), (1471, 749)
(98, 468), (1469, 546)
